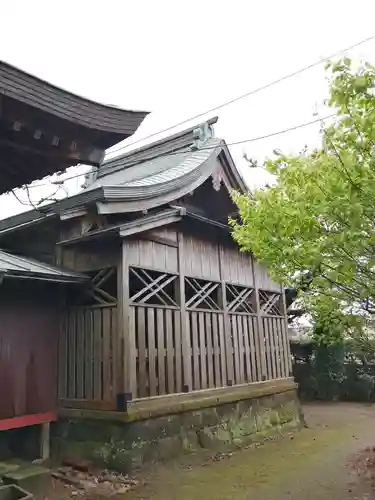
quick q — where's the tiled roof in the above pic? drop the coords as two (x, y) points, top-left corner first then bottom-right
(0, 250), (86, 282)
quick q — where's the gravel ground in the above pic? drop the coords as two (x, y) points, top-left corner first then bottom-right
(123, 403), (375, 500)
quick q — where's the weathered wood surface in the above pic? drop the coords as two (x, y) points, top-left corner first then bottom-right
(59, 306), (117, 404)
(58, 229), (291, 406)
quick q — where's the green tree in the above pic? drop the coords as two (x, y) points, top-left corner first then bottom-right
(231, 58), (375, 341)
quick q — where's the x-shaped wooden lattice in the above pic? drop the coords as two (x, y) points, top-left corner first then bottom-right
(259, 290), (281, 316)
(87, 267), (117, 305)
(130, 267), (178, 306)
(185, 277), (220, 310)
(226, 284), (255, 313)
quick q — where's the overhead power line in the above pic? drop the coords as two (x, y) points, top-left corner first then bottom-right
(26, 113), (334, 189)
(22, 32), (375, 193)
(105, 33), (375, 157)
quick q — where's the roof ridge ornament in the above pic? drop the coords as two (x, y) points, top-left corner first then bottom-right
(190, 121), (214, 151)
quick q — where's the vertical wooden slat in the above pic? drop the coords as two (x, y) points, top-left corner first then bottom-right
(242, 315), (251, 382)
(272, 317), (280, 379)
(147, 308), (157, 396)
(231, 315), (240, 384)
(68, 312), (76, 399)
(191, 312), (200, 390)
(110, 307), (117, 400)
(281, 290), (293, 376)
(263, 318), (272, 380)
(212, 313), (221, 387)
(102, 308), (112, 400)
(237, 315), (245, 383)
(84, 310), (93, 400)
(93, 308), (102, 400)
(273, 317), (281, 379)
(122, 243), (137, 398)
(178, 233), (192, 391)
(218, 314), (227, 386)
(174, 310), (182, 393)
(205, 313), (214, 388)
(198, 312), (207, 389)
(157, 308), (166, 394)
(248, 316), (258, 382)
(137, 307), (147, 397)
(166, 309), (174, 393)
(218, 247), (234, 384)
(58, 313), (68, 398)
(253, 282), (267, 380)
(76, 311), (85, 399)
(280, 317), (287, 377)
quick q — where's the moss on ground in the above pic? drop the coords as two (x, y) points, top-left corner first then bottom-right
(125, 420), (362, 500)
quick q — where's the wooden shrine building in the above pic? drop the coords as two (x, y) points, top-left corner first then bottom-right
(0, 116), (293, 425)
(0, 60), (148, 449)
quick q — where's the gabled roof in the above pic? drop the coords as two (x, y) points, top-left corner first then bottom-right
(0, 118), (247, 236)
(82, 117), (247, 212)
(0, 250), (87, 283)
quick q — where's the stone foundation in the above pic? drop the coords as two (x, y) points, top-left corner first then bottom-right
(53, 379), (302, 472)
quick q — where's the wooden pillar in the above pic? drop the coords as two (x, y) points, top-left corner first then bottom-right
(218, 245), (234, 385)
(178, 232), (192, 391)
(251, 258), (267, 381)
(281, 288), (293, 377)
(119, 240), (137, 402)
(40, 422), (50, 460)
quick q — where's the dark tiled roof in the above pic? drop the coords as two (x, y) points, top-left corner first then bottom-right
(0, 250), (86, 282)
(0, 61), (148, 135)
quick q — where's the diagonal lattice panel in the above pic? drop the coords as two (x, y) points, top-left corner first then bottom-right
(259, 290), (282, 316)
(185, 277), (221, 310)
(129, 267), (178, 307)
(226, 284), (256, 314)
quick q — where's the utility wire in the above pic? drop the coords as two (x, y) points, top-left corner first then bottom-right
(22, 33), (375, 192)
(26, 113), (334, 189)
(105, 33), (375, 157)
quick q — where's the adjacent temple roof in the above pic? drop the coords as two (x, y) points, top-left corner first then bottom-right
(0, 61), (149, 192)
(0, 250), (86, 283)
(0, 117), (247, 239)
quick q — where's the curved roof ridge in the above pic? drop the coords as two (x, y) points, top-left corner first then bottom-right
(98, 117), (219, 178)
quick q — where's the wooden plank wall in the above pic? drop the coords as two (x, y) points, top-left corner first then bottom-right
(58, 229), (291, 408)
(130, 305), (183, 398)
(59, 306), (117, 408)
(121, 231), (291, 399)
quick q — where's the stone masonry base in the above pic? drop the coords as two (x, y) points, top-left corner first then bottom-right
(52, 381), (302, 472)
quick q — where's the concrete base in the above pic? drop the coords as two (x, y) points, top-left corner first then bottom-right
(53, 381), (302, 472)
(3, 466), (50, 498)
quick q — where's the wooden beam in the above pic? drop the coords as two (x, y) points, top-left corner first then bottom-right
(121, 241), (137, 398)
(59, 378), (296, 422)
(0, 412), (57, 431)
(178, 232), (192, 391)
(218, 244), (234, 385)
(252, 261), (267, 381)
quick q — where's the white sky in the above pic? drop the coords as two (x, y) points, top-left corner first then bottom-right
(1, 0), (375, 218)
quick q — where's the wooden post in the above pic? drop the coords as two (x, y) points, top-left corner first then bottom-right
(178, 232), (192, 391)
(218, 245), (234, 385)
(281, 287), (293, 377)
(119, 240), (137, 402)
(252, 258), (267, 381)
(40, 422), (50, 460)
